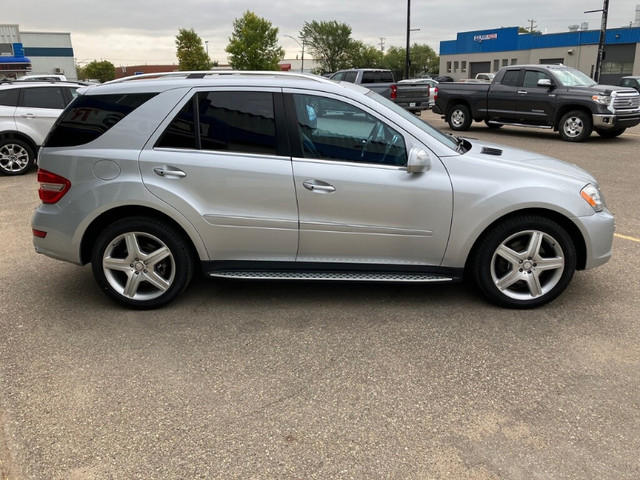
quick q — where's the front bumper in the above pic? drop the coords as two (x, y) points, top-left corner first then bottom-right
(593, 110), (640, 129)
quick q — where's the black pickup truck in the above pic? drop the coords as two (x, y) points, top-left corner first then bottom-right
(433, 64), (640, 141)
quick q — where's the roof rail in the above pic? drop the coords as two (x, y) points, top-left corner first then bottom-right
(105, 70), (333, 85)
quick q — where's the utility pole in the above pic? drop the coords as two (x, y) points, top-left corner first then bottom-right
(586, 0), (609, 83)
(527, 19), (537, 33)
(379, 37), (386, 53)
(405, 0), (411, 79)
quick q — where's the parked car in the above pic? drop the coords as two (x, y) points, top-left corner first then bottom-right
(329, 68), (430, 113)
(433, 64), (640, 142)
(32, 71), (614, 310)
(0, 80), (81, 175)
(619, 76), (640, 92)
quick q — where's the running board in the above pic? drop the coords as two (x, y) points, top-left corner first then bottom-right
(208, 270), (455, 282)
(487, 121), (553, 129)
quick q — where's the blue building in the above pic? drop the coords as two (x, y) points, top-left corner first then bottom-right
(439, 25), (640, 84)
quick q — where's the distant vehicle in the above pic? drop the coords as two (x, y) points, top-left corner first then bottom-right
(330, 68), (430, 113)
(16, 74), (68, 82)
(434, 75), (454, 82)
(474, 73), (494, 81)
(433, 64), (640, 142)
(619, 76), (640, 92)
(0, 80), (81, 175)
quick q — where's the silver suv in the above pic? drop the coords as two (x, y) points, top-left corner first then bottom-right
(31, 71), (614, 309)
(0, 80), (80, 175)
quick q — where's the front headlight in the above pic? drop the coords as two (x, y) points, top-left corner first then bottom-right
(581, 184), (605, 212)
(592, 94), (612, 106)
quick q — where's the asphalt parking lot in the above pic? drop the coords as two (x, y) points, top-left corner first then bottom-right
(1, 114), (639, 479)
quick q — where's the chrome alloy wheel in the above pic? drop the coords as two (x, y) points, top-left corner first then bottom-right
(450, 109), (466, 129)
(0, 143), (30, 174)
(562, 115), (585, 139)
(102, 231), (176, 301)
(490, 229), (565, 301)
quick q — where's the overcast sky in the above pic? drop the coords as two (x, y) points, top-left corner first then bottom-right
(6, 1), (640, 66)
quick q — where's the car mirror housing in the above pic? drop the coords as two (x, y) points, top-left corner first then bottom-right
(407, 148), (432, 173)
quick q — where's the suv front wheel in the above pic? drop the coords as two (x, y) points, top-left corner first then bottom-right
(91, 217), (194, 309)
(0, 138), (35, 176)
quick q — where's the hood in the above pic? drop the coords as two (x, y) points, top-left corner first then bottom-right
(462, 138), (596, 184)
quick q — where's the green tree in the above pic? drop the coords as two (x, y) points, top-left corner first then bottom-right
(300, 20), (354, 74)
(81, 60), (116, 83)
(226, 11), (284, 70)
(347, 41), (384, 69)
(382, 44), (439, 78)
(176, 28), (213, 71)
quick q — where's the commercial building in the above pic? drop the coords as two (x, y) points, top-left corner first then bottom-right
(0, 24), (77, 80)
(439, 21), (640, 85)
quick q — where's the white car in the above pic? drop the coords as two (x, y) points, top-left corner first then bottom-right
(31, 71), (614, 309)
(0, 80), (80, 175)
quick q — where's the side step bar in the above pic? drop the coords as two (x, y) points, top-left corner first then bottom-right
(208, 270), (455, 283)
(486, 120), (553, 129)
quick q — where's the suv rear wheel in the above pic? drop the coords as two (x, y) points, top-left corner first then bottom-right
(0, 138), (35, 176)
(91, 217), (194, 309)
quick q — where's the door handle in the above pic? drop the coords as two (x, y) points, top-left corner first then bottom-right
(154, 167), (186, 178)
(303, 180), (336, 193)
(517, 90), (528, 95)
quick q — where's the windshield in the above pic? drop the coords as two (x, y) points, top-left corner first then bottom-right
(366, 91), (459, 151)
(552, 68), (597, 87)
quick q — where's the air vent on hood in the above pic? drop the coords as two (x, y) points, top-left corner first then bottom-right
(481, 146), (503, 156)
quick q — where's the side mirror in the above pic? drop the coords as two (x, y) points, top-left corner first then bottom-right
(407, 148), (432, 173)
(538, 78), (554, 89)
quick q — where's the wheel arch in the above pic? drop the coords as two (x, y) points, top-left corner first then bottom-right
(552, 105), (593, 132)
(0, 130), (38, 153)
(464, 208), (587, 273)
(79, 205), (201, 267)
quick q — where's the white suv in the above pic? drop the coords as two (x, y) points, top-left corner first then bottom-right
(0, 80), (80, 175)
(31, 71), (614, 309)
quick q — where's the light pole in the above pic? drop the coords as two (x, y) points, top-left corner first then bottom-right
(285, 35), (305, 73)
(585, 0), (609, 83)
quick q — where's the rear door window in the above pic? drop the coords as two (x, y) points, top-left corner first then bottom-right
(157, 91), (278, 156)
(21, 87), (66, 109)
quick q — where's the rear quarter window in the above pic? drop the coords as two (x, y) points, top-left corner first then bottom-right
(44, 93), (158, 147)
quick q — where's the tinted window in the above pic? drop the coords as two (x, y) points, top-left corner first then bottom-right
(157, 91), (278, 156)
(523, 70), (550, 88)
(0, 88), (19, 106)
(44, 93), (158, 147)
(501, 70), (520, 87)
(293, 93), (407, 167)
(361, 71), (394, 84)
(330, 72), (344, 81)
(22, 87), (66, 109)
(343, 71), (357, 83)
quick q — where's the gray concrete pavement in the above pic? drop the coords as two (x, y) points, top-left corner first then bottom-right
(1, 118), (639, 479)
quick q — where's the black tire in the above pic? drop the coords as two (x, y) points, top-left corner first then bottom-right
(558, 110), (592, 142)
(448, 104), (472, 131)
(595, 127), (626, 138)
(91, 217), (194, 309)
(484, 120), (503, 129)
(472, 216), (576, 309)
(0, 138), (35, 176)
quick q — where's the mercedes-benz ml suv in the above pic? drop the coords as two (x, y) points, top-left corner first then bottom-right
(31, 71), (614, 309)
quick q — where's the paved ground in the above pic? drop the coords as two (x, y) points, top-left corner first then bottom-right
(1, 114), (639, 479)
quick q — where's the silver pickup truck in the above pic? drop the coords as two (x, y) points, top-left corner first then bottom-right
(329, 68), (430, 113)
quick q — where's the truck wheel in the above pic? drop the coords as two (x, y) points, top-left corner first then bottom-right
(0, 138), (35, 176)
(448, 104), (472, 131)
(471, 215), (576, 309)
(558, 110), (592, 142)
(91, 217), (195, 309)
(595, 127), (626, 138)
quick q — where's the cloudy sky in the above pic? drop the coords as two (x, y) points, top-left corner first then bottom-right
(6, 1), (640, 66)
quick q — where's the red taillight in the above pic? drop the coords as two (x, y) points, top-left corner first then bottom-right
(32, 229), (47, 238)
(390, 84), (397, 99)
(434, 86), (438, 102)
(37, 169), (71, 204)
